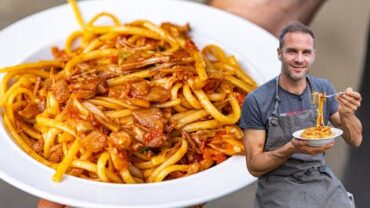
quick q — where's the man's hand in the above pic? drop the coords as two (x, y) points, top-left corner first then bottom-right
(330, 87), (363, 147)
(208, 0), (327, 37)
(291, 139), (335, 155)
(337, 87), (362, 116)
(37, 199), (69, 208)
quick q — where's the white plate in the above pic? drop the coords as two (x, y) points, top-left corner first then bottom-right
(0, 0), (280, 207)
(293, 127), (343, 147)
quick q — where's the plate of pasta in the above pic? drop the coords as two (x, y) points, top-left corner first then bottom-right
(293, 92), (343, 146)
(293, 127), (343, 146)
(0, 0), (279, 207)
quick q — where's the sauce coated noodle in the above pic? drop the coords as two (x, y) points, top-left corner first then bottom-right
(300, 92), (333, 139)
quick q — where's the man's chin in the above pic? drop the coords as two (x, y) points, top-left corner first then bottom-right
(290, 74), (306, 81)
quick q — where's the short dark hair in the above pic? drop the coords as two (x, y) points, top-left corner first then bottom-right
(279, 22), (315, 48)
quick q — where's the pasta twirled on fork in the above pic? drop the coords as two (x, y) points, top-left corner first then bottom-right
(300, 92), (333, 139)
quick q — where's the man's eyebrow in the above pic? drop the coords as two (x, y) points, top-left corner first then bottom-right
(303, 49), (313, 53)
(285, 48), (297, 51)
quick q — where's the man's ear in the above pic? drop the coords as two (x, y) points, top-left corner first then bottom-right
(277, 48), (282, 60)
(312, 49), (316, 63)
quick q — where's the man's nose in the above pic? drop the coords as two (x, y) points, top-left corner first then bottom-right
(294, 53), (304, 63)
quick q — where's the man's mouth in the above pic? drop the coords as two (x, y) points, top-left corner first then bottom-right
(291, 65), (306, 71)
(291, 65), (306, 69)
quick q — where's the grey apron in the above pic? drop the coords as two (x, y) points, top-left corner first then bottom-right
(254, 77), (353, 208)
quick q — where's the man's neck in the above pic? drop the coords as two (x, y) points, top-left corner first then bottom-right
(279, 74), (307, 95)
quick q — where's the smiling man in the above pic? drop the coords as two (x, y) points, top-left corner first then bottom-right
(239, 22), (362, 208)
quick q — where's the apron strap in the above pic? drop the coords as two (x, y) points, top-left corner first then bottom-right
(272, 77), (281, 117)
(306, 76), (318, 109)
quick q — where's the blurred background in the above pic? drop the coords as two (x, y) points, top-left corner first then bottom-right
(0, 0), (369, 207)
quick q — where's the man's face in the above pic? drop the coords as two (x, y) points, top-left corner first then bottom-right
(277, 32), (315, 81)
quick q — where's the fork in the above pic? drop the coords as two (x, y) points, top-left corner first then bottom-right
(324, 92), (344, 98)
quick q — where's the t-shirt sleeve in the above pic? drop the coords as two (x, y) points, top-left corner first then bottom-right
(324, 80), (339, 116)
(239, 94), (266, 130)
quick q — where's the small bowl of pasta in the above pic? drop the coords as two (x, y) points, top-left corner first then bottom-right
(293, 126), (343, 146)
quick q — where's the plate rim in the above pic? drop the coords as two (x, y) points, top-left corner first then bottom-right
(293, 127), (344, 141)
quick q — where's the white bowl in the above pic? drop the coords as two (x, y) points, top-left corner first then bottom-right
(0, 0), (280, 207)
(293, 127), (343, 147)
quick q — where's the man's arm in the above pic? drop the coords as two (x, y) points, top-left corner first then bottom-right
(208, 0), (327, 37)
(330, 88), (363, 147)
(244, 129), (334, 177)
(37, 199), (68, 208)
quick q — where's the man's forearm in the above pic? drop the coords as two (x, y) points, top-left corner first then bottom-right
(247, 141), (296, 177)
(208, 0), (327, 37)
(340, 113), (363, 147)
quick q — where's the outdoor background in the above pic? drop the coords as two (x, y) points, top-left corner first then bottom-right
(0, 0), (369, 207)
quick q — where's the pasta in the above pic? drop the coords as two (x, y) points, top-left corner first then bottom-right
(0, 0), (257, 183)
(300, 92), (333, 139)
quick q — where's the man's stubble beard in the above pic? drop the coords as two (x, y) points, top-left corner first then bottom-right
(282, 64), (309, 81)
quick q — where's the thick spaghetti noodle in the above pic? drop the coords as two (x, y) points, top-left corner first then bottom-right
(0, 0), (257, 183)
(301, 92), (333, 139)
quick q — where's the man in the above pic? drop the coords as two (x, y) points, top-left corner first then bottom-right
(239, 22), (362, 208)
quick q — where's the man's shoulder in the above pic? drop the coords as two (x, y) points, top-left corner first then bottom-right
(247, 79), (276, 109)
(308, 75), (332, 84)
(308, 75), (334, 91)
(248, 78), (276, 101)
